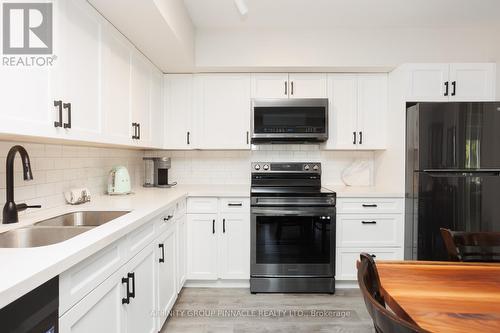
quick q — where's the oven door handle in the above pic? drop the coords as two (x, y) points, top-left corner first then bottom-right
(251, 208), (335, 216)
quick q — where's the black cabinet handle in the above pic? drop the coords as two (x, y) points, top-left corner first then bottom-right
(63, 102), (71, 128)
(223, 218), (226, 233)
(131, 123), (137, 139)
(121, 275), (130, 304)
(163, 215), (173, 222)
(359, 131), (363, 145)
(137, 123), (141, 140)
(212, 219), (215, 234)
(159, 243), (165, 263)
(444, 82), (449, 96)
(54, 100), (63, 127)
(451, 81), (456, 96)
(362, 221), (377, 224)
(129, 272), (135, 298)
(353, 132), (357, 145)
(187, 131), (190, 145)
(228, 203), (243, 207)
(284, 81), (287, 95)
(362, 204), (378, 208)
(291, 81), (294, 95)
(246, 131), (249, 145)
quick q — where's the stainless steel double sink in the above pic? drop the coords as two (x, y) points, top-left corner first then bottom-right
(0, 211), (130, 248)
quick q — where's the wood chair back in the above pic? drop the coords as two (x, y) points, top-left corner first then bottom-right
(357, 253), (429, 333)
(440, 228), (500, 262)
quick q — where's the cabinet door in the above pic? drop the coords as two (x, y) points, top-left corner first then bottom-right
(449, 63), (496, 101)
(406, 63), (450, 101)
(124, 243), (156, 333)
(357, 74), (387, 150)
(0, 66), (55, 138)
(176, 215), (187, 292)
(59, 266), (126, 333)
(288, 73), (328, 98)
(130, 51), (151, 146)
(218, 214), (250, 279)
(164, 74), (194, 149)
(51, 0), (102, 139)
(325, 74), (358, 149)
(195, 74), (251, 149)
(156, 228), (176, 330)
(187, 214), (218, 280)
(336, 248), (403, 280)
(101, 22), (132, 144)
(251, 73), (289, 98)
(150, 68), (164, 148)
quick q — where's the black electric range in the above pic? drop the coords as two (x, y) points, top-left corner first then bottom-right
(250, 162), (336, 293)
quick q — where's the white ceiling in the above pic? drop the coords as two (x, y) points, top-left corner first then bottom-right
(183, 0), (500, 29)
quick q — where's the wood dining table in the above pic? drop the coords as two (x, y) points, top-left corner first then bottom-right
(376, 261), (500, 333)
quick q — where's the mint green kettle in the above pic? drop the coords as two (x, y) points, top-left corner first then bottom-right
(107, 166), (131, 195)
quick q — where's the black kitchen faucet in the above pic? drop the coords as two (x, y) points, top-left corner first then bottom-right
(2, 145), (41, 224)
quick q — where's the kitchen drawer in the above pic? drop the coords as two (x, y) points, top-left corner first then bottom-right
(187, 197), (218, 213)
(59, 238), (127, 315)
(158, 205), (177, 234)
(336, 198), (403, 214)
(219, 198), (250, 213)
(126, 218), (157, 257)
(336, 247), (404, 280)
(337, 214), (403, 247)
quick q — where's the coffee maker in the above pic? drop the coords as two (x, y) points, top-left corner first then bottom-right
(143, 157), (177, 188)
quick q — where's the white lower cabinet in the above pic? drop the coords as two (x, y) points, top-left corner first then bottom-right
(60, 201), (186, 332)
(187, 197), (250, 281)
(335, 197), (404, 281)
(156, 227), (177, 329)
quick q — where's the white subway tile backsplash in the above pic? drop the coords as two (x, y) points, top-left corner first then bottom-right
(146, 147), (374, 186)
(0, 140), (144, 222)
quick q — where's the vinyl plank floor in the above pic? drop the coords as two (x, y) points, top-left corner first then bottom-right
(160, 288), (374, 333)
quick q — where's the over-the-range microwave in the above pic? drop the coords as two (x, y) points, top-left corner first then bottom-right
(251, 98), (329, 144)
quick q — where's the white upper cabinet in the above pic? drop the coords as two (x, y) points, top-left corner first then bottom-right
(51, 0), (103, 139)
(288, 73), (328, 98)
(325, 74), (358, 149)
(195, 74), (251, 149)
(149, 68), (164, 148)
(251, 73), (289, 98)
(449, 63), (496, 101)
(130, 51), (152, 146)
(251, 73), (327, 99)
(101, 22), (132, 144)
(325, 74), (387, 150)
(406, 63), (496, 102)
(406, 63), (450, 102)
(164, 74), (194, 149)
(357, 74), (387, 150)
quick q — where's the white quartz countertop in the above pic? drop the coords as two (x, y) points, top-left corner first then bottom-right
(0, 184), (250, 310)
(0, 183), (402, 309)
(325, 185), (405, 198)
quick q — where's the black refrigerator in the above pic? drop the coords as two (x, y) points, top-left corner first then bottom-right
(405, 102), (500, 261)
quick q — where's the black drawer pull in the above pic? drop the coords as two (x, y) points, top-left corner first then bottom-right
(121, 273), (135, 304)
(228, 203), (243, 207)
(159, 243), (165, 263)
(362, 221), (377, 224)
(212, 219), (215, 234)
(362, 204), (378, 208)
(163, 215), (173, 222)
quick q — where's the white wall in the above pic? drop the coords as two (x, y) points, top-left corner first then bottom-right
(145, 146), (374, 186)
(0, 141), (143, 222)
(194, 26), (500, 96)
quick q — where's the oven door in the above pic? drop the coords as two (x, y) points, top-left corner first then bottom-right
(251, 206), (335, 277)
(251, 98), (328, 143)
